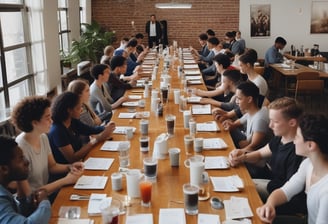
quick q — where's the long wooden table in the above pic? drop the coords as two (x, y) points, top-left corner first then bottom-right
(270, 63), (328, 95)
(284, 53), (327, 62)
(50, 53), (264, 224)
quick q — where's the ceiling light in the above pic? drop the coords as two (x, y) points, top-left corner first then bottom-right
(155, 3), (192, 9)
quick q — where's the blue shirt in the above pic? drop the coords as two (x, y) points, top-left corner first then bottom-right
(264, 45), (284, 67)
(0, 185), (51, 223)
(48, 119), (104, 164)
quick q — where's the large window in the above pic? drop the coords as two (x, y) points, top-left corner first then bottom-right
(0, 2), (35, 114)
(58, 0), (70, 55)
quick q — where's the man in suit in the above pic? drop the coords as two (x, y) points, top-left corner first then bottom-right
(145, 14), (162, 48)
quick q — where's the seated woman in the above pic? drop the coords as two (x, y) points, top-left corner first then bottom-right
(100, 45), (114, 65)
(48, 92), (116, 164)
(67, 79), (102, 127)
(89, 64), (128, 122)
(11, 96), (84, 199)
(257, 113), (328, 224)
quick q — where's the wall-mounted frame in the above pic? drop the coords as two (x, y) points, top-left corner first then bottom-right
(311, 1), (328, 34)
(250, 4), (271, 38)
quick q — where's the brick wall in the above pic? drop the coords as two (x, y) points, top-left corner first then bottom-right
(92, 0), (239, 49)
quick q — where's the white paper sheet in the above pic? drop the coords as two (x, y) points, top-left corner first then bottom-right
(187, 96), (202, 103)
(203, 138), (227, 150)
(113, 126), (136, 134)
(57, 218), (94, 224)
(74, 176), (108, 190)
(126, 214), (153, 224)
(205, 156), (229, 169)
(210, 175), (244, 192)
(184, 64), (199, 69)
(185, 75), (202, 80)
(188, 80), (203, 85)
(83, 157), (114, 170)
(118, 112), (136, 119)
(198, 214), (220, 224)
(183, 59), (196, 64)
(100, 141), (130, 151)
(87, 194), (108, 215)
(184, 70), (201, 75)
(191, 104), (211, 114)
(122, 101), (139, 107)
(159, 208), (186, 224)
(196, 121), (220, 132)
(224, 197), (253, 220)
(128, 95), (142, 100)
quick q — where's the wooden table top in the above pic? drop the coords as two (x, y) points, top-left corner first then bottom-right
(284, 53), (327, 62)
(270, 63), (328, 78)
(50, 52), (264, 224)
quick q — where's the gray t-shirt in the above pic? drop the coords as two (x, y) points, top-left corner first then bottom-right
(16, 133), (51, 191)
(239, 107), (271, 143)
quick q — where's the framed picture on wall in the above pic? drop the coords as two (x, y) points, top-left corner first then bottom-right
(311, 1), (328, 34)
(250, 4), (271, 37)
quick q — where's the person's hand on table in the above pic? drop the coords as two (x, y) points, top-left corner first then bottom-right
(256, 203), (276, 223)
(228, 149), (244, 167)
(222, 119), (234, 131)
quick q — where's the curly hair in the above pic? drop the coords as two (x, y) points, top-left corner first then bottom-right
(11, 96), (51, 132)
(299, 113), (328, 155)
(51, 92), (80, 123)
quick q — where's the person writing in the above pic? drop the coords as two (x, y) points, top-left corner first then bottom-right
(145, 14), (162, 48)
(257, 113), (328, 224)
(0, 135), (51, 223)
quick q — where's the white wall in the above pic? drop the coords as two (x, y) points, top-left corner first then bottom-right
(240, 0), (328, 58)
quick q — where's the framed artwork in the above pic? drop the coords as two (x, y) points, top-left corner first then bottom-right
(250, 4), (271, 37)
(311, 1), (328, 34)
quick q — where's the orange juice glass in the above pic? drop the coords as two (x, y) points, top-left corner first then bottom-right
(139, 181), (152, 207)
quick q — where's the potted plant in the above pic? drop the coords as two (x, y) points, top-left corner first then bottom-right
(68, 21), (116, 66)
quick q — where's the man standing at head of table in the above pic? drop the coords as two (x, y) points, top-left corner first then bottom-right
(145, 14), (162, 48)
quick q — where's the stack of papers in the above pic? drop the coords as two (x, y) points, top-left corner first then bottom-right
(187, 96), (202, 103)
(210, 175), (244, 192)
(113, 126), (136, 134)
(128, 95), (142, 100)
(224, 197), (253, 220)
(198, 214), (220, 224)
(100, 141), (130, 151)
(118, 112), (150, 119)
(74, 176), (108, 189)
(184, 64), (199, 69)
(191, 104), (211, 114)
(87, 194), (107, 215)
(203, 138), (227, 149)
(184, 70), (201, 75)
(126, 214), (153, 224)
(183, 59), (196, 64)
(185, 75), (202, 80)
(83, 157), (114, 170)
(205, 156), (229, 169)
(159, 208), (186, 224)
(118, 112), (136, 119)
(122, 101), (139, 107)
(196, 121), (220, 132)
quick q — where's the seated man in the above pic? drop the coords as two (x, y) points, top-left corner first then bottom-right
(229, 97), (307, 216)
(263, 36), (287, 80)
(257, 113), (328, 224)
(222, 82), (272, 152)
(199, 69), (241, 108)
(0, 135), (51, 222)
(107, 55), (136, 101)
(190, 33), (210, 58)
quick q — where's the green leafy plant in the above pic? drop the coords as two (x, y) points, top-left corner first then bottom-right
(68, 21), (116, 65)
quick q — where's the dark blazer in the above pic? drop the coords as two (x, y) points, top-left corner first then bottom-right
(145, 21), (162, 39)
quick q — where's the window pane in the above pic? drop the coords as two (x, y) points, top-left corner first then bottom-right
(0, 91), (7, 121)
(0, 62), (3, 88)
(58, 0), (67, 8)
(9, 80), (29, 107)
(62, 32), (70, 54)
(0, 12), (25, 47)
(0, 0), (22, 4)
(5, 47), (28, 83)
(59, 10), (68, 30)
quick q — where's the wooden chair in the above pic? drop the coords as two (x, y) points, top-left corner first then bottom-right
(254, 66), (265, 76)
(294, 71), (324, 109)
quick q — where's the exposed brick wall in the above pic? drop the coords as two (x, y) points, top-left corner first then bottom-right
(91, 0), (239, 49)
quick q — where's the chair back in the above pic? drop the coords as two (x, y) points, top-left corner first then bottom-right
(295, 71), (324, 98)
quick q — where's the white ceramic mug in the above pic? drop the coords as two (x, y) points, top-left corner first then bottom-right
(126, 169), (142, 198)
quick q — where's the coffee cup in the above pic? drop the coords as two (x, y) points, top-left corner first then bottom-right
(165, 114), (176, 137)
(143, 157), (158, 181)
(168, 147), (180, 166)
(183, 183), (199, 215)
(193, 138), (203, 153)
